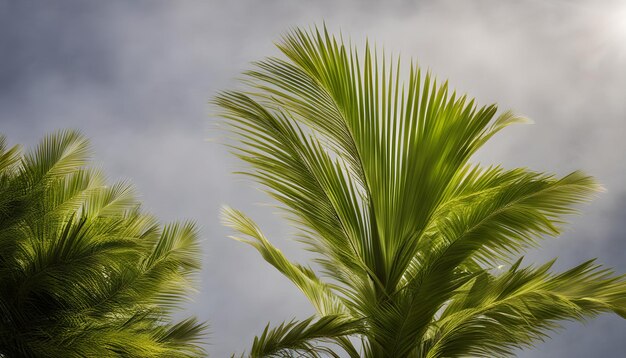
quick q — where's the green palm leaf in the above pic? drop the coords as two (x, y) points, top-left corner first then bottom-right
(0, 130), (207, 357)
(245, 315), (361, 358)
(217, 26), (626, 357)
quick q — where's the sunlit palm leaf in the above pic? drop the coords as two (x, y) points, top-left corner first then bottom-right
(217, 26), (626, 357)
(247, 315), (361, 358)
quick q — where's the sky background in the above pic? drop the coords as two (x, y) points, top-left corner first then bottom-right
(1, 0), (625, 356)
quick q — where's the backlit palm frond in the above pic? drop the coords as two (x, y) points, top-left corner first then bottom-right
(247, 315), (361, 358)
(21, 129), (91, 186)
(222, 206), (348, 316)
(215, 91), (371, 293)
(429, 259), (626, 357)
(377, 170), (601, 356)
(218, 26), (626, 357)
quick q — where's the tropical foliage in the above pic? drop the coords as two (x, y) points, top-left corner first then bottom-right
(216, 27), (626, 357)
(0, 131), (206, 357)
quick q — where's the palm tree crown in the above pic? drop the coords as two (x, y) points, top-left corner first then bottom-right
(0, 130), (206, 357)
(216, 27), (626, 357)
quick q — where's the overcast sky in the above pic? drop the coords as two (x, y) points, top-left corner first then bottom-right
(1, 0), (625, 356)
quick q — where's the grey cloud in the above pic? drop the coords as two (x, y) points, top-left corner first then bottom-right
(1, 0), (625, 356)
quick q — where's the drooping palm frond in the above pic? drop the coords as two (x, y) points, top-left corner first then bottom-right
(0, 130), (206, 357)
(428, 259), (626, 358)
(217, 26), (626, 357)
(245, 315), (361, 358)
(222, 207), (348, 317)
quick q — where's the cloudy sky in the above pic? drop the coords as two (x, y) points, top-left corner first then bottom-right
(1, 0), (625, 356)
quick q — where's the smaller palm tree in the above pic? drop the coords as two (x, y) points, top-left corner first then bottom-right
(217, 27), (626, 357)
(0, 130), (206, 357)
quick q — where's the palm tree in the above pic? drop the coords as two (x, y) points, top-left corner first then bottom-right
(216, 27), (626, 357)
(0, 130), (206, 357)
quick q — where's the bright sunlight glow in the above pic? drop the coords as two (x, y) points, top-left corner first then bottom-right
(604, 3), (626, 60)
(608, 4), (626, 43)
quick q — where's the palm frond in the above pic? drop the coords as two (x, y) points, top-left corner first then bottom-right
(222, 206), (348, 316)
(217, 26), (626, 358)
(429, 259), (626, 357)
(0, 130), (206, 357)
(248, 315), (360, 358)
